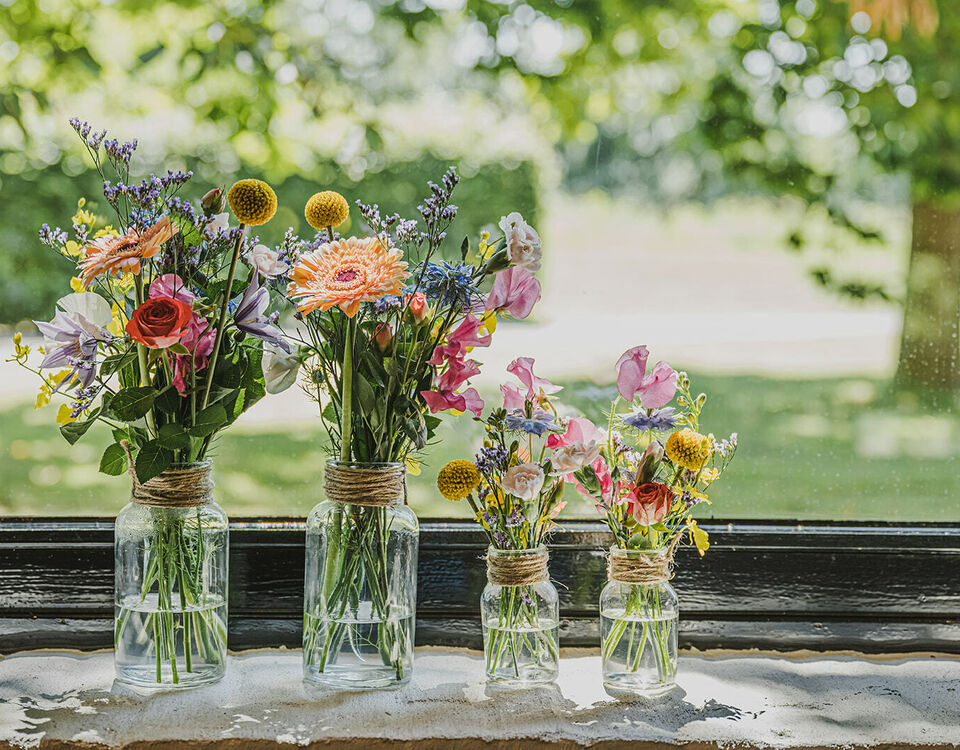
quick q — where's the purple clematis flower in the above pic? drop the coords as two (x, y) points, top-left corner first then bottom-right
(233, 272), (289, 352)
(34, 293), (113, 387)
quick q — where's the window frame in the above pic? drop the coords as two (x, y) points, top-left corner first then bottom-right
(2, 517), (958, 653)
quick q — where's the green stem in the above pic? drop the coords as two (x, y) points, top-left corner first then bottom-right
(340, 317), (355, 462)
(200, 223), (245, 412)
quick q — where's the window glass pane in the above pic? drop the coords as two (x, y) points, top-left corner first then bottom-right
(1, 1), (956, 521)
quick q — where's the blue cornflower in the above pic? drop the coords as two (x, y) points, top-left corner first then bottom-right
(623, 406), (677, 432)
(419, 261), (476, 310)
(504, 409), (557, 436)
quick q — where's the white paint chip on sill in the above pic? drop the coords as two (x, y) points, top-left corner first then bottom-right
(0, 647), (958, 748)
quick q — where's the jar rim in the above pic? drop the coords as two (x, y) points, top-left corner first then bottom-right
(609, 545), (670, 558)
(325, 458), (404, 470)
(487, 545), (547, 557)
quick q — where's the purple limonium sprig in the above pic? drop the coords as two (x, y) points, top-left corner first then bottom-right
(623, 406), (677, 432)
(475, 444), (508, 474)
(39, 224), (69, 247)
(233, 272), (289, 352)
(505, 506), (524, 528)
(504, 409), (557, 436)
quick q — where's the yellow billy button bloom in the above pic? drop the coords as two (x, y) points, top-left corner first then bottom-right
(437, 460), (482, 501)
(665, 428), (711, 472)
(305, 190), (350, 231)
(227, 179), (277, 226)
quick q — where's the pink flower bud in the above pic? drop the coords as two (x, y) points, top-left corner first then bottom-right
(201, 187), (224, 214)
(374, 322), (394, 352)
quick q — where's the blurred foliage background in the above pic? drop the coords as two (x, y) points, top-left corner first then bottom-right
(1, 0), (958, 519)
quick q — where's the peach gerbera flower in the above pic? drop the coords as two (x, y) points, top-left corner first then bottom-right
(287, 236), (409, 317)
(78, 216), (175, 287)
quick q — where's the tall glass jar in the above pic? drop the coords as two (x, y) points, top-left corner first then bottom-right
(481, 546), (559, 685)
(114, 461), (228, 690)
(303, 460), (419, 690)
(600, 547), (679, 698)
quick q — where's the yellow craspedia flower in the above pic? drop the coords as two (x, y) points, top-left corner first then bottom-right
(227, 179), (277, 226)
(305, 190), (349, 230)
(665, 428), (711, 471)
(437, 459), (482, 501)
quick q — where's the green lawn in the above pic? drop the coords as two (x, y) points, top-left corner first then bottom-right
(1, 372), (957, 521)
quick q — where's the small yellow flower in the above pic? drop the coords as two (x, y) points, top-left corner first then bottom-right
(227, 178), (278, 226)
(665, 428), (711, 471)
(62, 240), (83, 259)
(686, 517), (710, 557)
(305, 190), (349, 230)
(72, 198), (96, 227)
(56, 403), (76, 426)
(437, 459), (482, 501)
(700, 468), (720, 484)
(93, 226), (117, 240)
(69, 276), (85, 293)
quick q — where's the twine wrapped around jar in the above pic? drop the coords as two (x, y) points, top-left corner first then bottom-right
(486, 548), (550, 587)
(323, 461), (407, 507)
(606, 535), (683, 585)
(121, 440), (213, 508)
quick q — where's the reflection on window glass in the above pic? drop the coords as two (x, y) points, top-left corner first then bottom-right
(0, 0), (955, 520)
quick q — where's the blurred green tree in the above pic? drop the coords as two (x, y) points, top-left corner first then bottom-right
(450, 0), (955, 390)
(0, 0), (539, 323)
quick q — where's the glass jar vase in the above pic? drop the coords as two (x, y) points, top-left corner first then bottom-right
(599, 547), (679, 699)
(114, 461), (228, 690)
(303, 460), (419, 690)
(481, 546), (559, 685)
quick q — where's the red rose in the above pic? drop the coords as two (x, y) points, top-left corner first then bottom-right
(625, 482), (674, 526)
(125, 296), (194, 349)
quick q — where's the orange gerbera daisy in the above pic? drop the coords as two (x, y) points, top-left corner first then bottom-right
(287, 236), (409, 317)
(78, 216), (175, 287)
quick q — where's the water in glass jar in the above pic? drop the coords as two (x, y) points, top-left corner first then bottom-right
(600, 607), (678, 698)
(303, 602), (414, 689)
(114, 593), (227, 690)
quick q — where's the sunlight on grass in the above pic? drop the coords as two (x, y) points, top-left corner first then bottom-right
(1, 371), (957, 521)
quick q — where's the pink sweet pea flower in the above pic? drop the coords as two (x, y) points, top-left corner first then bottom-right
(435, 356), (481, 393)
(507, 356), (561, 400)
(501, 382), (525, 411)
(421, 386), (484, 417)
(171, 314), (216, 395)
(615, 345), (678, 408)
(429, 313), (492, 365)
(485, 266), (541, 320)
(149, 273), (196, 304)
(571, 455), (615, 504)
(546, 416), (604, 449)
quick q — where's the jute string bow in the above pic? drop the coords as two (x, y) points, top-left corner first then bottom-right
(323, 462), (407, 506)
(486, 548), (550, 587)
(121, 440), (213, 508)
(606, 534), (682, 585)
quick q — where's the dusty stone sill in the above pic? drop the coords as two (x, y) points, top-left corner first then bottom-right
(1, 647), (958, 750)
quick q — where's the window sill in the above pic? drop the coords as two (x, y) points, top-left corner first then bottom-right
(1, 648), (957, 749)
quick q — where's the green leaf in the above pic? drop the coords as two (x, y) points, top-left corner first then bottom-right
(101, 349), (138, 377)
(135, 440), (174, 483)
(460, 235), (470, 260)
(153, 387), (182, 414)
(137, 43), (165, 65)
(353, 372), (377, 414)
(322, 401), (339, 424)
(187, 404), (228, 437)
(167, 343), (191, 356)
(157, 423), (191, 450)
(214, 348), (248, 389)
(99, 442), (128, 476)
(60, 410), (100, 445)
(109, 387), (158, 421)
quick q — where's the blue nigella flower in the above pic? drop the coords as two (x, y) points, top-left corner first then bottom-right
(623, 406), (677, 432)
(418, 261), (476, 310)
(504, 409), (557, 436)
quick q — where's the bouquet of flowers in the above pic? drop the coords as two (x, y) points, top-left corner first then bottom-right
(10, 119), (286, 686)
(276, 171), (546, 686)
(564, 345), (737, 694)
(436, 358), (576, 683)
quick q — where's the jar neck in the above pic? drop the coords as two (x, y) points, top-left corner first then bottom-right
(486, 546), (549, 586)
(131, 460), (214, 508)
(487, 545), (547, 559)
(323, 459), (407, 506)
(607, 545), (674, 585)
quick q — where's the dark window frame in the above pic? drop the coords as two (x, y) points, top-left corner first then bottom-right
(2, 517), (958, 653)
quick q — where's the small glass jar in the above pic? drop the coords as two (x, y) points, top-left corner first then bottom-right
(599, 547), (679, 698)
(114, 462), (228, 690)
(481, 546), (559, 685)
(303, 460), (419, 690)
